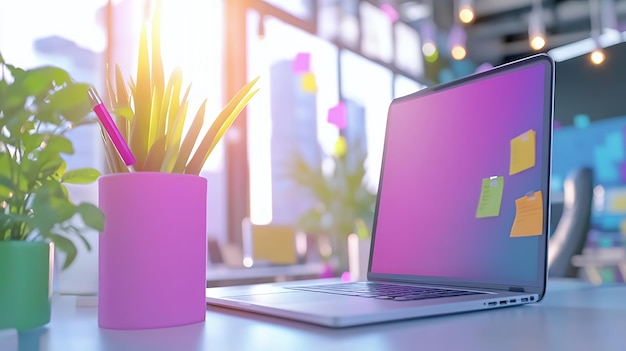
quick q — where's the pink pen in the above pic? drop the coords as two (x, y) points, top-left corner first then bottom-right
(87, 87), (136, 166)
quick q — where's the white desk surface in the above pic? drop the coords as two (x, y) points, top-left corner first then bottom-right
(2, 279), (625, 351)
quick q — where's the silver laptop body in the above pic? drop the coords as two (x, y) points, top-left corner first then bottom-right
(206, 54), (555, 328)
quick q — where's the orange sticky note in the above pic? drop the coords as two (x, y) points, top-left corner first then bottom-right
(510, 191), (544, 237)
(301, 72), (317, 93)
(509, 130), (536, 175)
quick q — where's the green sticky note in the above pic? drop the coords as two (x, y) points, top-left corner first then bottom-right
(476, 176), (504, 218)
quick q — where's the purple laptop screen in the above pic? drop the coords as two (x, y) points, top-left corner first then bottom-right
(371, 61), (550, 286)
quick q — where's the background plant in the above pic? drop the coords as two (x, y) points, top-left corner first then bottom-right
(105, 0), (258, 174)
(0, 52), (104, 269)
(288, 134), (377, 272)
(289, 135), (377, 240)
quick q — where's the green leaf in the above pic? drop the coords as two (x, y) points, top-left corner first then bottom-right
(52, 160), (68, 180)
(43, 134), (74, 155)
(113, 107), (134, 121)
(147, 85), (162, 148)
(59, 99), (93, 124)
(131, 24), (153, 169)
(206, 88), (259, 157)
(22, 133), (47, 153)
(0, 154), (27, 192)
(45, 233), (78, 270)
(172, 100), (206, 173)
(2, 105), (31, 133)
(114, 64), (130, 108)
(61, 168), (101, 184)
(5, 64), (25, 80)
(77, 202), (104, 232)
(70, 116), (99, 128)
(20, 66), (71, 96)
(164, 68), (183, 134)
(0, 175), (14, 198)
(0, 79), (8, 108)
(39, 157), (65, 180)
(185, 77), (259, 175)
(72, 228), (92, 252)
(31, 106), (62, 125)
(113, 64), (131, 141)
(47, 83), (91, 111)
(29, 184), (76, 234)
(142, 134), (167, 172)
(160, 84), (191, 172)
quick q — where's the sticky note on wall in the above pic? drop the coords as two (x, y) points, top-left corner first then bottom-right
(510, 191), (544, 237)
(328, 102), (348, 130)
(293, 52), (311, 73)
(476, 176), (504, 218)
(301, 72), (317, 93)
(510, 129), (536, 175)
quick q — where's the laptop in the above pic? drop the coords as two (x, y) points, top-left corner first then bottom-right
(206, 54), (555, 328)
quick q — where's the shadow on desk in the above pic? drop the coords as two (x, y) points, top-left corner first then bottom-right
(98, 322), (206, 350)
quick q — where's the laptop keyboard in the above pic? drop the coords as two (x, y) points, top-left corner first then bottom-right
(288, 282), (485, 301)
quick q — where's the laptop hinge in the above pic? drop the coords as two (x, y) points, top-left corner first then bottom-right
(509, 286), (525, 292)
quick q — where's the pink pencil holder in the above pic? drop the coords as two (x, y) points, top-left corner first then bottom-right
(98, 172), (207, 329)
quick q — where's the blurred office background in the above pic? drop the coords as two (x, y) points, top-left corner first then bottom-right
(2, 0), (626, 292)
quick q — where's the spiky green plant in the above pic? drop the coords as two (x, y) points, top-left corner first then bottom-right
(105, 1), (258, 174)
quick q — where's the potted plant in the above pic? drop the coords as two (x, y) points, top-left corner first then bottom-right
(0, 52), (104, 330)
(97, 1), (258, 330)
(289, 132), (377, 276)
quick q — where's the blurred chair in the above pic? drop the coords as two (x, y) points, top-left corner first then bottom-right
(547, 167), (593, 278)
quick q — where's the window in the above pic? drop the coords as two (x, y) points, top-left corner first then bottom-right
(247, 13), (339, 225)
(245, 1), (428, 228)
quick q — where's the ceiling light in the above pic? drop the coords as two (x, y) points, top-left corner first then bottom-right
(448, 24), (467, 61)
(530, 35), (546, 51)
(547, 29), (622, 62)
(588, 0), (607, 65)
(590, 49), (605, 64)
(422, 42), (437, 57)
(451, 46), (466, 60)
(528, 1), (546, 51)
(419, 18), (438, 61)
(458, 0), (475, 24)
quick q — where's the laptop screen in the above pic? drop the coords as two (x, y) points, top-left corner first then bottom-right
(370, 55), (553, 289)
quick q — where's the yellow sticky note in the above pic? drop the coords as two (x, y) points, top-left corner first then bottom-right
(509, 130), (536, 175)
(611, 195), (626, 212)
(334, 136), (347, 157)
(476, 176), (504, 218)
(301, 72), (317, 93)
(252, 225), (297, 265)
(510, 191), (544, 237)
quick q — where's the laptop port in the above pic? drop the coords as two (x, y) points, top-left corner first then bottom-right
(521, 297), (529, 302)
(530, 296), (535, 301)
(499, 300), (507, 305)
(488, 301), (497, 306)
(509, 299), (516, 303)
